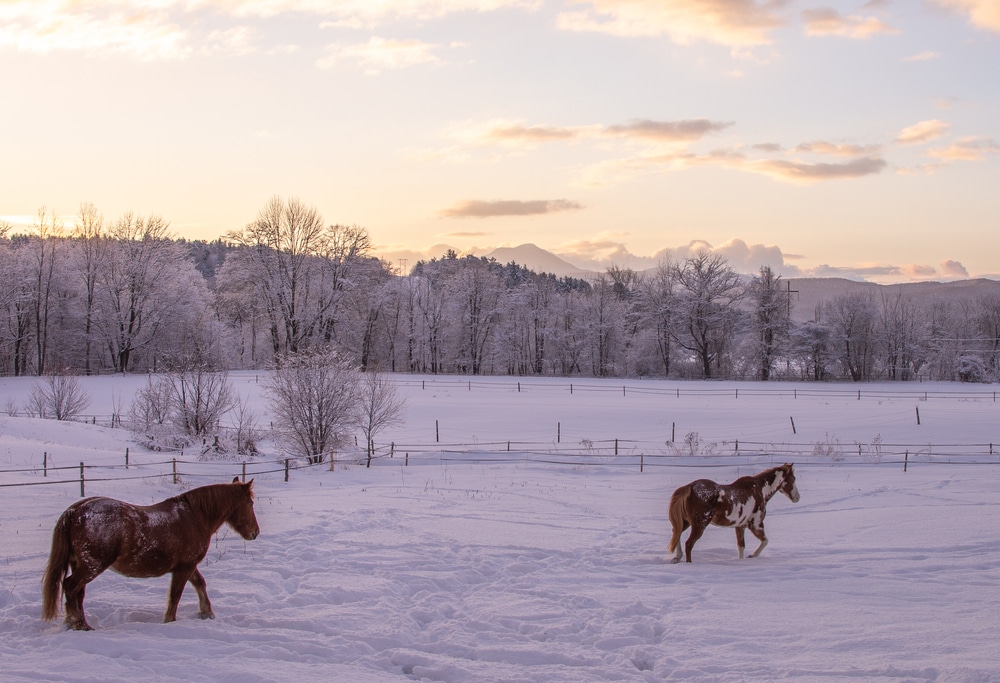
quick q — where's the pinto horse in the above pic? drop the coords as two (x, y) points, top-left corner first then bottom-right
(668, 463), (800, 564)
(42, 477), (259, 631)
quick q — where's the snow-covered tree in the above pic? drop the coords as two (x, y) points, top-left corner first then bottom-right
(70, 203), (110, 374)
(746, 266), (790, 381)
(354, 369), (406, 467)
(265, 350), (360, 465)
(671, 251), (743, 378)
(826, 291), (878, 381)
(166, 365), (236, 437)
(95, 213), (182, 372)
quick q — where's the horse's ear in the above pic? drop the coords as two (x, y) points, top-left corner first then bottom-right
(247, 478), (255, 489)
(232, 476), (240, 484)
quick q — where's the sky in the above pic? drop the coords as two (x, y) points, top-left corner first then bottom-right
(1, 0), (998, 283)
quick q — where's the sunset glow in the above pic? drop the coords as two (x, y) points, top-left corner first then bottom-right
(2, 0), (998, 282)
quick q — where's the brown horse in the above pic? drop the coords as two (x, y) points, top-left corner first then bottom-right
(668, 463), (800, 564)
(42, 477), (259, 630)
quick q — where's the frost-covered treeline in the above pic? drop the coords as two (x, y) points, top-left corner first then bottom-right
(3, 200), (1000, 382)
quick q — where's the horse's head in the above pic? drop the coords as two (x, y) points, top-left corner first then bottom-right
(779, 463), (801, 503)
(228, 477), (260, 541)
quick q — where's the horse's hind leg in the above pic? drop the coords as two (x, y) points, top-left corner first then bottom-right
(62, 568), (99, 631)
(188, 568), (215, 620)
(683, 524), (707, 563)
(748, 522), (768, 558)
(669, 520), (689, 564)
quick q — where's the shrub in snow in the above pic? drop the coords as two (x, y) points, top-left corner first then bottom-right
(25, 373), (91, 421)
(956, 355), (987, 383)
(128, 367), (237, 451)
(812, 432), (844, 461)
(129, 375), (174, 430)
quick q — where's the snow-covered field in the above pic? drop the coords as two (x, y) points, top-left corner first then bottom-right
(2, 373), (1000, 682)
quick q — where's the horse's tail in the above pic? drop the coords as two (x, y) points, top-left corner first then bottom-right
(667, 486), (691, 553)
(41, 513), (71, 621)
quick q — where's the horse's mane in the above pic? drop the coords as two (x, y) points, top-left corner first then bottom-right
(180, 482), (250, 519)
(755, 463), (791, 480)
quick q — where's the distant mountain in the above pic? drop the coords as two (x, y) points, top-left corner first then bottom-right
(787, 277), (1000, 322)
(483, 244), (594, 278)
(480, 245), (1000, 317)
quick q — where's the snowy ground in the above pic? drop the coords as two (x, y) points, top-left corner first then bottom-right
(2, 374), (1000, 682)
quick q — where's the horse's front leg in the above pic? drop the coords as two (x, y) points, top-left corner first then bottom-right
(164, 567), (195, 623)
(747, 521), (768, 558)
(735, 526), (747, 560)
(188, 568), (215, 620)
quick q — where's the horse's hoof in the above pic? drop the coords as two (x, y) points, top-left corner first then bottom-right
(66, 621), (93, 631)
(198, 612), (216, 620)
(670, 557), (681, 564)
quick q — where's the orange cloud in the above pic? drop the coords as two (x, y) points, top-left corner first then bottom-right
(744, 156), (888, 183)
(457, 117), (731, 149)
(794, 141), (883, 157)
(802, 8), (899, 38)
(934, 0), (1000, 33)
(440, 199), (584, 218)
(941, 259), (970, 277)
(577, 147), (887, 186)
(605, 119), (734, 142)
(0, 0), (535, 58)
(895, 120), (951, 145)
(928, 137), (1000, 162)
(556, 0), (785, 46)
(0, 3), (191, 59)
(904, 50), (942, 62)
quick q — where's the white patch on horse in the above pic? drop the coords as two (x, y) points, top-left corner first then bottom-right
(762, 471), (784, 499)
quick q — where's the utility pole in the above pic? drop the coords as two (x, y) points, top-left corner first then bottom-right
(786, 280), (799, 318)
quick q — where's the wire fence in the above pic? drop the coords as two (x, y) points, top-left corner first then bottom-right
(4, 433), (1000, 496)
(386, 377), (1000, 402)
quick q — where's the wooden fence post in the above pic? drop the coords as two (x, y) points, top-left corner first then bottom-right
(44, 451), (48, 478)
(284, 458), (289, 482)
(173, 459), (178, 484)
(80, 462), (85, 497)
(125, 447), (129, 469)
